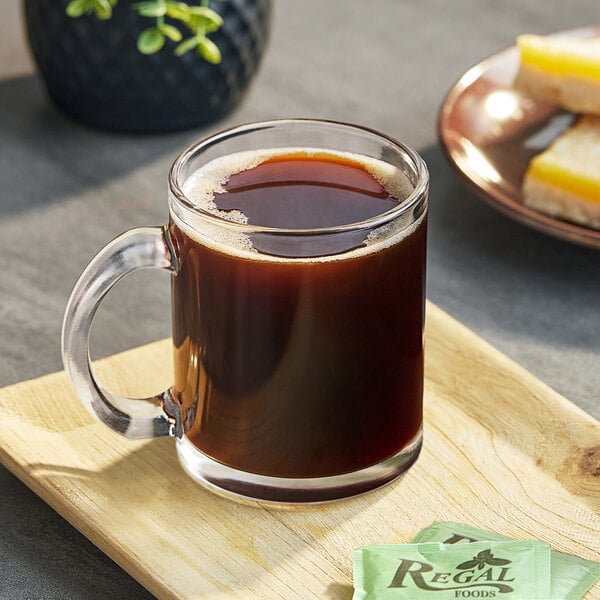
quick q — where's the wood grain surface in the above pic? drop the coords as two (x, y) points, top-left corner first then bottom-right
(0, 302), (598, 599)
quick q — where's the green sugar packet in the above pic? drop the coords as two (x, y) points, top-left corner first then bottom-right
(353, 540), (550, 599)
(411, 522), (600, 600)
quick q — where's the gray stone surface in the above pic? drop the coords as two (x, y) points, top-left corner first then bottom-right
(1, 1), (598, 598)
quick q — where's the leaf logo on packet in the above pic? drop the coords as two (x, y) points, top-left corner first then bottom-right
(353, 541), (551, 599)
(456, 548), (511, 571)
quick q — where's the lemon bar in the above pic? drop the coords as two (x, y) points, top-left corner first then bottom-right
(516, 34), (600, 115)
(523, 115), (600, 229)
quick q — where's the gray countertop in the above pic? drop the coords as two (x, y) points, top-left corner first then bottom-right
(1, 1), (598, 598)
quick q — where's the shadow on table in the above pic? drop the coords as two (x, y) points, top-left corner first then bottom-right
(0, 74), (208, 217)
(0, 465), (156, 600)
(326, 583), (354, 599)
(24, 437), (387, 598)
(420, 143), (600, 352)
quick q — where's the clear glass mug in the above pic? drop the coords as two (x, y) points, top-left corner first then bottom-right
(62, 119), (429, 503)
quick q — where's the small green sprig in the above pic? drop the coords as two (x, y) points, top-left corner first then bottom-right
(65, 0), (226, 64)
(66, 0), (118, 20)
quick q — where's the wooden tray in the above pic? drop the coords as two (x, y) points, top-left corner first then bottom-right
(0, 302), (598, 599)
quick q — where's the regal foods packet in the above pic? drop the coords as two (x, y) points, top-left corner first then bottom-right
(411, 522), (600, 600)
(353, 540), (551, 599)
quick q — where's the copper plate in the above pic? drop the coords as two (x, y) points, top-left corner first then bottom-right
(438, 25), (600, 249)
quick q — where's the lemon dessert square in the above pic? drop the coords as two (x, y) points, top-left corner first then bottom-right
(523, 115), (600, 229)
(516, 33), (600, 116)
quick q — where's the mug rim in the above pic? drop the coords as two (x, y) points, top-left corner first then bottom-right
(168, 118), (429, 236)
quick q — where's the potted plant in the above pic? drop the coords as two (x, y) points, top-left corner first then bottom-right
(24, 0), (272, 133)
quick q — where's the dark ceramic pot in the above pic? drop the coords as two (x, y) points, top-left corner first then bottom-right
(23, 0), (272, 133)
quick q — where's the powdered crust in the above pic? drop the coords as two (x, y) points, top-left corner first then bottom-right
(523, 176), (600, 229)
(174, 147), (420, 262)
(515, 63), (600, 116)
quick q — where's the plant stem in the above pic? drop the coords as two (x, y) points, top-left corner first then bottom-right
(197, 0), (208, 36)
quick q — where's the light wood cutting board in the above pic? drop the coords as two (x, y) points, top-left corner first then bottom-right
(0, 302), (598, 599)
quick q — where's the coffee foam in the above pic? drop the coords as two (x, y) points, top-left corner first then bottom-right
(174, 148), (422, 262)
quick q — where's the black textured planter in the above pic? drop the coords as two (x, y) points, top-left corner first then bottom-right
(24, 0), (272, 133)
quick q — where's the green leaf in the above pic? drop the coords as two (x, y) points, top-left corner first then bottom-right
(159, 23), (183, 42)
(165, 1), (191, 21)
(197, 35), (221, 64)
(174, 36), (199, 56)
(187, 9), (223, 35)
(185, 14), (201, 32)
(165, 3), (189, 20)
(134, 1), (167, 17)
(187, 6), (223, 28)
(200, 17), (221, 33)
(137, 27), (166, 54)
(66, 0), (93, 18)
(93, 0), (113, 19)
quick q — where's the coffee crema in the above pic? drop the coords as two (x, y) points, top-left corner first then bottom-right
(175, 148), (417, 260)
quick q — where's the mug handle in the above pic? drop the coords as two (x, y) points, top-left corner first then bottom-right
(61, 226), (182, 440)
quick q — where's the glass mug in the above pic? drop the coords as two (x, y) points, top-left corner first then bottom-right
(62, 119), (428, 503)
